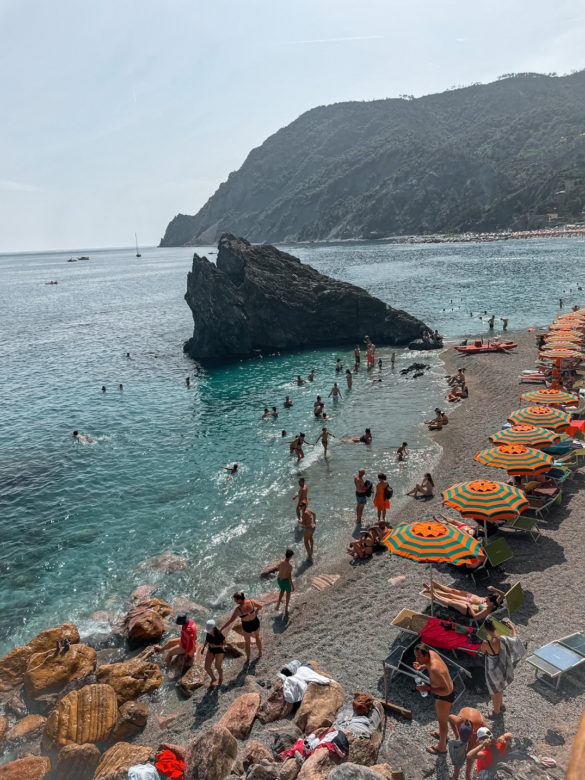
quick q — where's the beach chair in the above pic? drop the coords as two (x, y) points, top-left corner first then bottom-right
(523, 494), (558, 520)
(419, 581), (525, 623)
(501, 514), (540, 542)
(525, 633), (585, 689)
(470, 537), (513, 582)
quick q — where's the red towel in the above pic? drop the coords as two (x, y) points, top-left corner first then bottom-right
(419, 617), (481, 655)
(156, 749), (185, 779)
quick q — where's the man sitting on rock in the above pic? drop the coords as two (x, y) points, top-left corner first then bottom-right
(154, 614), (197, 674)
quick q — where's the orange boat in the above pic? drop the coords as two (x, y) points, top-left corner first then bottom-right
(455, 339), (517, 354)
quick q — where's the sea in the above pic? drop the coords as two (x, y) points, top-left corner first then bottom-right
(0, 237), (583, 654)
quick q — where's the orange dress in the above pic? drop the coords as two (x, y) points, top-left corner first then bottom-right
(374, 482), (390, 511)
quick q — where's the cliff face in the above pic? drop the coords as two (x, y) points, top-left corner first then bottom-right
(184, 234), (427, 361)
(161, 71), (585, 246)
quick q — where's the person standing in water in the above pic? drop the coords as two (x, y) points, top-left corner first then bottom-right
(298, 502), (316, 560)
(328, 382), (342, 403)
(500, 317), (508, 331)
(275, 549), (295, 613)
(354, 468), (368, 524)
(186, 377), (191, 387)
(315, 426), (335, 455)
(354, 344), (361, 364)
(295, 375), (304, 385)
(346, 369), (353, 390)
(284, 396), (293, 408)
(335, 358), (343, 372)
(271, 406), (278, 418)
(397, 442), (408, 461)
(292, 478), (308, 520)
(308, 369), (315, 382)
(391, 353), (396, 368)
(488, 315), (495, 330)
(314, 396), (324, 417)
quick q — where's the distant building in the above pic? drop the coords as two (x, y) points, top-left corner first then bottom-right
(548, 212), (559, 222)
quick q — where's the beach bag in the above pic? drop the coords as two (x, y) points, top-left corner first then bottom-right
(364, 480), (373, 498)
(384, 485), (393, 500)
(448, 740), (467, 769)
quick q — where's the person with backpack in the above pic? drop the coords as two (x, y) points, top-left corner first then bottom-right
(466, 729), (512, 779)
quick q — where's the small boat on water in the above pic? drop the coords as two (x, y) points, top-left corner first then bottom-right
(67, 256), (89, 262)
(455, 338), (517, 354)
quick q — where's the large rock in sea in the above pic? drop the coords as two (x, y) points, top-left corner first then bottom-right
(42, 683), (118, 750)
(95, 659), (162, 704)
(0, 755), (51, 779)
(24, 643), (96, 698)
(184, 234), (427, 361)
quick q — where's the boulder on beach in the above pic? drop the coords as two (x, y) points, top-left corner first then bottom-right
(116, 598), (172, 643)
(184, 724), (237, 780)
(43, 683), (118, 750)
(177, 663), (206, 697)
(4, 714), (46, 747)
(93, 742), (153, 780)
(26, 622), (80, 655)
(109, 700), (149, 742)
(54, 743), (102, 780)
(326, 764), (394, 780)
(172, 596), (207, 615)
(256, 679), (294, 724)
(184, 235), (428, 361)
(95, 658), (162, 704)
(297, 749), (342, 780)
(0, 755), (51, 779)
(130, 584), (159, 603)
(294, 680), (345, 734)
(243, 740), (274, 768)
(23, 643), (97, 698)
(0, 716), (8, 746)
(217, 692), (261, 739)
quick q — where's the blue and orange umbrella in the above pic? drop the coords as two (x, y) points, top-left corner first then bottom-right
(489, 424), (560, 449)
(474, 443), (555, 475)
(508, 406), (572, 432)
(442, 479), (529, 521)
(521, 389), (579, 407)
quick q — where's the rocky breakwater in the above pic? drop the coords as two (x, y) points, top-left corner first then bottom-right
(184, 234), (428, 361)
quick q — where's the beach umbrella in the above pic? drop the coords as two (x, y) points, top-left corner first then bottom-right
(521, 389), (579, 406)
(442, 479), (529, 523)
(548, 324), (584, 332)
(544, 334), (583, 344)
(508, 406), (572, 431)
(539, 347), (585, 360)
(474, 443), (556, 475)
(489, 424), (560, 449)
(382, 519), (482, 614)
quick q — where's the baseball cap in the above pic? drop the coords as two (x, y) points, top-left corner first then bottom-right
(175, 614), (188, 625)
(205, 619), (216, 633)
(476, 727), (493, 740)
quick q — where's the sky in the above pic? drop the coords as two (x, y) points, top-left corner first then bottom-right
(1, 0), (585, 252)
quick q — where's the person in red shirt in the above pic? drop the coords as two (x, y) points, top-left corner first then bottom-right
(467, 728), (512, 776)
(154, 614), (197, 673)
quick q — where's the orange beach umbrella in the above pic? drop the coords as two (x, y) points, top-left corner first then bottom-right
(489, 424), (560, 449)
(508, 406), (572, 431)
(521, 389), (579, 406)
(474, 443), (556, 475)
(539, 347), (584, 360)
(442, 480), (529, 521)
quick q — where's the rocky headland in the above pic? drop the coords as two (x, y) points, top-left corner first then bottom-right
(184, 235), (427, 361)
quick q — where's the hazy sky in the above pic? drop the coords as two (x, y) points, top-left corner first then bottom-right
(2, 0), (585, 251)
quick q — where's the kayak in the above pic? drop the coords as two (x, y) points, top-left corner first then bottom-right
(455, 339), (517, 354)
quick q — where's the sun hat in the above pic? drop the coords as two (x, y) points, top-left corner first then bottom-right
(476, 727), (493, 740)
(205, 619), (216, 633)
(175, 614), (188, 625)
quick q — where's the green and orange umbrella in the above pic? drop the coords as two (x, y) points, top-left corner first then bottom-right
(382, 519), (482, 614)
(508, 406), (572, 431)
(474, 443), (556, 475)
(539, 347), (584, 360)
(442, 479), (529, 522)
(521, 389), (579, 406)
(489, 424), (560, 449)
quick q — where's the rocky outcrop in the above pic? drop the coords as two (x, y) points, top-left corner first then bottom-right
(42, 683), (118, 750)
(297, 749), (342, 780)
(184, 724), (238, 780)
(109, 700), (149, 742)
(23, 644), (96, 698)
(256, 680), (293, 724)
(0, 716), (8, 746)
(217, 692), (260, 739)
(115, 599), (172, 643)
(54, 743), (102, 780)
(0, 755), (51, 779)
(177, 664), (206, 697)
(4, 715), (46, 746)
(243, 740), (274, 769)
(95, 659), (162, 704)
(184, 235), (426, 361)
(294, 681), (345, 734)
(27, 623), (79, 655)
(326, 765), (392, 780)
(93, 742), (153, 780)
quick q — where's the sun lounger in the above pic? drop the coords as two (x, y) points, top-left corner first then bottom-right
(525, 633), (585, 689)
(523, 493), (559, 520)
(419, 581), (525, 623)
(390, 609), (481, 656)
(501, 514), (540, 542)
(469, 537), (514, 582)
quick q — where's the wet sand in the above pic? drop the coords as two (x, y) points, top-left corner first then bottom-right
(143, 330), (581, 778)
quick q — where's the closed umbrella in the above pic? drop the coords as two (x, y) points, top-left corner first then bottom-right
(474, 443), (555, 475)
(508, 406), (572, 431)
(489, 424), (560, 449)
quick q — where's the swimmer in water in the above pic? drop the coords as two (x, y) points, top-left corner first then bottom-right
(261, 408), (271, 419)
(335, 358), (343, 372)
(126, 352), (131, 359)
(219, 463), (239, 479)
(328, 382), (342, 402)
(119, 384), (123, 391)
(391, 353), (396, 367)
(315, 426), (335, 455)
(295, 375), (304, 386)
(101, 386), (106, 392)
(281, 429), (287, 437)
(308, 369), (315, 382)
(346, 369), (353, 390)
(378, 358), (383, 371)
(186, 377), (191, 387)
(397, 442), (408, 461)
(314, 396), (325, 417)
(73, 430), (95, 443)
(271, 406), (279, 418)
(298, 502), (316, 560)
(283, 396), (293, 408)
(342, 428), (372, 444)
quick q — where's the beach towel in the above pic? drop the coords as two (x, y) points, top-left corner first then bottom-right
(485, 635), (525, 696)
(277, 664), (332, 703)
(155, 748), (185, 779)
(334, 704), (381, 738)
(420, 617), (481, 654)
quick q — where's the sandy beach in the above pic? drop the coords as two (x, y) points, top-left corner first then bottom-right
(120, 329), (579, 778)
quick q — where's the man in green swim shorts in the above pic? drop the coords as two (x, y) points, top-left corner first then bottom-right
(275, 549), (295, 614)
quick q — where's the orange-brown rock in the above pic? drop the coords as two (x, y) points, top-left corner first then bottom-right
(24, 644), (96, 698)
(243, 739), (273, 768)
(296, 749), (341, 780)
(256, 680), (293, 724)
(184, 725), (237, 780)
(0, 645), (33, 692)
(54, 743), (101, 780)
(26, 623), (79, 655)
(177, 664), (206, 697)
(95, 659), (162, 704)
(0, 715), (8, 746)
(294, 681), (344, 734)
(119, 599), (172, 643)
(217, 692), (260, 740)
(0, 755), (51, 779)
(43, 683), (118, 750)
(109, 700), (149, 742)
(5, 715), (47, 746)
(93, 742), (153, 780)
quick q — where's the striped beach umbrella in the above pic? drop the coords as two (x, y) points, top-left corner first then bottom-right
(508, 406), (572, 431)
(521, 389), (579, 406)
(539, 347), (585, 360)
(544, 334), (583, 344)
(382, 519), (482, 615)
(474, 444), (556, 475)
(442, 480), (529, 521)
(489, 424), (561, 449)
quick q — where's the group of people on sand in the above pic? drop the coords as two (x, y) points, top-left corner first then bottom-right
(447, 367), (469, 403)
(346, 469), (393, 560)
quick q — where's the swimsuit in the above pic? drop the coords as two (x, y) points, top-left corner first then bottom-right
(206, 630), (225, 655)
(356, 492), (367, 505)
(277, 577), (292, 594)
(238, 603), (260, 633)
(434, 689), (455, 703)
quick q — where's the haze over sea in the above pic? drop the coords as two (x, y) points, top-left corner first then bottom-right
(0, 237), (583, 654)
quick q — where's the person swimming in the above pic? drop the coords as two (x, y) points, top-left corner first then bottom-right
(73, 430), (95, 443)
(308, 369), (315, 382)
(219, 463), (238, 479)
(342, 428), (372, 444)
(283, 396), (293, 408)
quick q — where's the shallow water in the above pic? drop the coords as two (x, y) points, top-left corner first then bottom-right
(0, 237), (583, 653)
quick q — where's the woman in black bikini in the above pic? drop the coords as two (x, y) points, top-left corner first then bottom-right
(202, 619), (227, 687)
(220, 592), (263, 661)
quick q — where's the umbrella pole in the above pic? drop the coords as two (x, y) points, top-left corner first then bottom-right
(429, 564), (435, 617)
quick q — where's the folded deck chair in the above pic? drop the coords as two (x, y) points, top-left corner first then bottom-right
(523, 493), (558, 520)
(470, 537), (514, 582)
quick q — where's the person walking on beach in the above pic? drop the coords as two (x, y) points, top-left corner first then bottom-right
(397, 441), (408, 461)
(315, 426), (335, 456)
(413, 643), (454, 755)
(346, 369), (353, 390)
(298, 502), (316, 560)
(292, 478), (308, 520)
(373, 472), (391, 524)
(289, 433), (309, 461)
(275, 549), (295, 613)
(354, 468), (368, 524)
(221, 592), (263, 661)
(202, 619), (229, 688)
(480, 618), (524, 719)
(329, 382), (342, 403)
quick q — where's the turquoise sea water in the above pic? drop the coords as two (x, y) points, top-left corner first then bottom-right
(0, 237), (583, 654)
